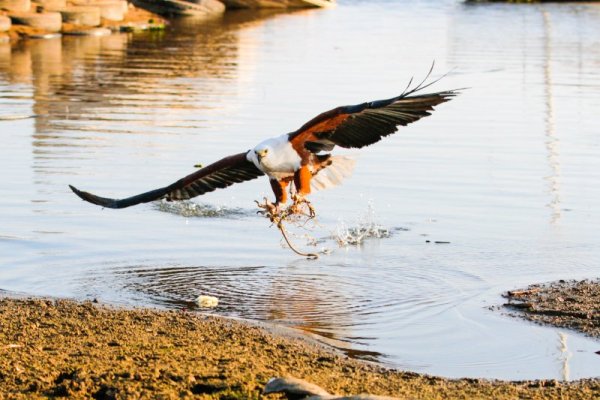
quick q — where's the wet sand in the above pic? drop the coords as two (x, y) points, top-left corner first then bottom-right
(504, 279), (600, 339)
(1, 297), (598, 399)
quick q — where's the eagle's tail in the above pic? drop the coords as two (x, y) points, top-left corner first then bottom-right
(310, 155), (356, 192)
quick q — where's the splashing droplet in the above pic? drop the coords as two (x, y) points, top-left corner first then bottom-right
(154, 200), (247, 218)
(334, 202), (391, 246)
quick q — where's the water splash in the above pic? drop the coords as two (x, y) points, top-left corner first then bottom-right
(153, 200), (247, 218)
(334, 203), (391, 246)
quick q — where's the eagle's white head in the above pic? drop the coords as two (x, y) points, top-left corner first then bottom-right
(253, 144), (270, 163)
(248, 135), (302, 176)
(247, 140), (274, 173)
(250, 137), (279, 170)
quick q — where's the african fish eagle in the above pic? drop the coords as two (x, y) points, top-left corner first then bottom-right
(69, 83), (458, 210)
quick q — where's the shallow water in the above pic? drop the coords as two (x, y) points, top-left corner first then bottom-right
(1, 0), (600, 380)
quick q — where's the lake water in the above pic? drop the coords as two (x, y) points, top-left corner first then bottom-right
(1, 0), (600, 381)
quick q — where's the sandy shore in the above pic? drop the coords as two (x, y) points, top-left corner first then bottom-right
(504, 279), (600, 339)
(1, 295), (599, 399)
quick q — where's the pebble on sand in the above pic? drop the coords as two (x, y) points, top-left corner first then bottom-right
(196, 294), (219, 308)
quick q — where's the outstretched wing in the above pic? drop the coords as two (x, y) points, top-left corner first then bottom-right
(69, 152), (263, 209)
(289, 88), (458, 151)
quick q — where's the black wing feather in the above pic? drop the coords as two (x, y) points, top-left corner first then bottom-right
(290, 89), (458, 150)
(69, 152), (263, 209)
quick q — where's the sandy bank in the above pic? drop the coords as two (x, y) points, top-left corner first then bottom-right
(504, 279), (600, 339)
(0, 297), (598, 399)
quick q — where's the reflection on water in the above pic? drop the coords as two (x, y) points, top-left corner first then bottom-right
(3, 11), (288, 134)
(541, 10), (561, 225)
(1, 0), (600, 381)
(558, 332), (571, 382)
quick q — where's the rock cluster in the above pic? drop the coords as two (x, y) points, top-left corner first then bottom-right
(0, 0), (335, 40)
(1, 0), (163, 39)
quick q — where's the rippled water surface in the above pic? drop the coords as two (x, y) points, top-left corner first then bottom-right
(1, 0), (600, 380)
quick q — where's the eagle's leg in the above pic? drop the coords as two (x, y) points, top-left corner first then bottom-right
(270, 178), (289, 206)
(291, 166), (315, 217)
(293, 165), (312, 197)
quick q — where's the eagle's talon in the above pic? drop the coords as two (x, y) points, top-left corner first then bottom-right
(287, 193), (315, 218)
(256, 198), (287, 223)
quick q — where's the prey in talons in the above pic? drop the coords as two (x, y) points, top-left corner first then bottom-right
(255, 197), (281, 223)
(289, 193), (315, 219)
(255, 192), (315, 226)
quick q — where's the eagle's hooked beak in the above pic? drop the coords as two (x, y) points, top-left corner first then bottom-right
(255, 149), (268, 162)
